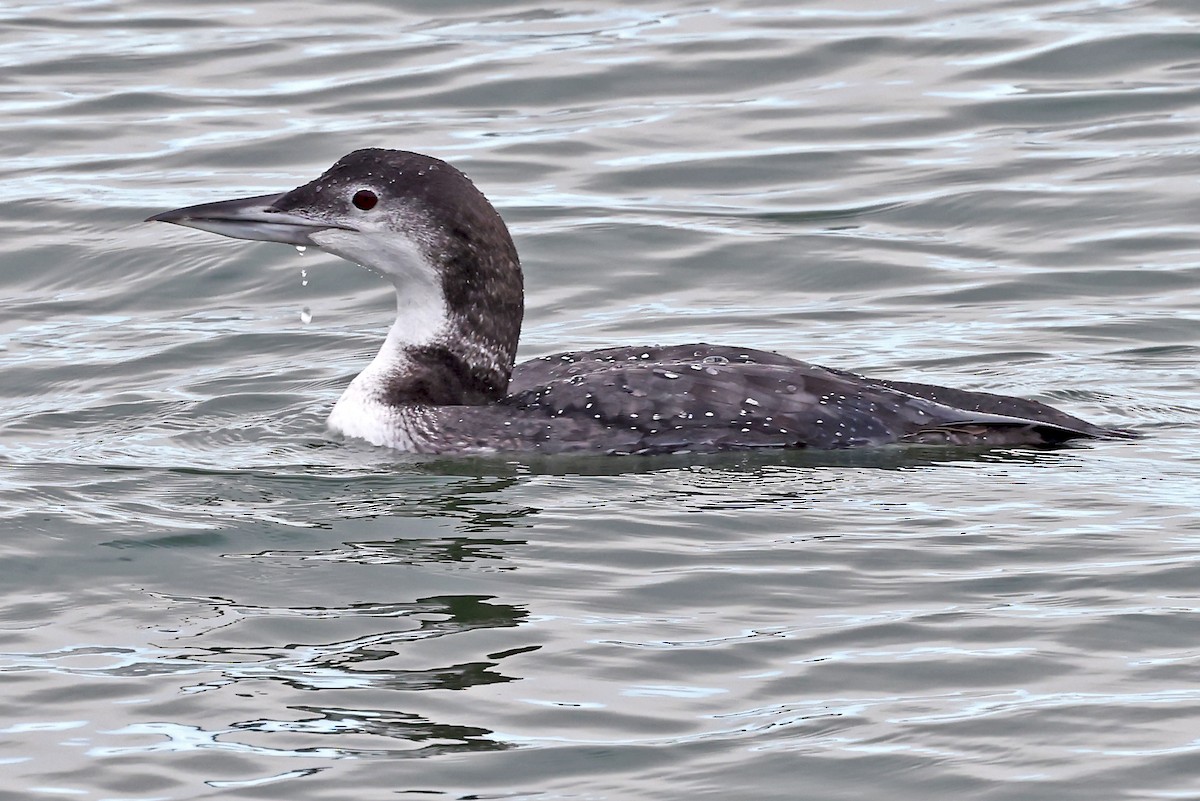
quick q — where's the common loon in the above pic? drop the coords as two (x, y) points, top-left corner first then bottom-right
(147, 148), (1135, 455)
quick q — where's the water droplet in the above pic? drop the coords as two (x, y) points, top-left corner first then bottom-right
(300, 306), (312, 324)
(300, 268), (308, 287)
(295, 245), (307, 255)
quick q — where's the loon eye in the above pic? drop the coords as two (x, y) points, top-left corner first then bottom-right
(352, 189), (378, 211)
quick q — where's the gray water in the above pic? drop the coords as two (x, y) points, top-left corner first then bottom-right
(2, 1), (1199, 798)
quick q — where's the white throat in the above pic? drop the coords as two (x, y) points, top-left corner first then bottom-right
(312, 228), (450, 449)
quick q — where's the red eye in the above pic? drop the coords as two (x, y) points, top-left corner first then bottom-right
(352, 189), (378, 210)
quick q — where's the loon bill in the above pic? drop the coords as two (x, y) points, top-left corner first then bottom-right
(146, 148), (1137, 455)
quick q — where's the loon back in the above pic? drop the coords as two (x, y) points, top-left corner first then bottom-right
(146, 148), (1136, 455)
(447, 344), (1128, 455)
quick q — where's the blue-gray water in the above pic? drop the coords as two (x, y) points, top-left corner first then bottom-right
(2, 1), (1198, 798)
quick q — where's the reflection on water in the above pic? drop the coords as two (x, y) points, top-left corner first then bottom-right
(4, 593), (530, 762)
(239, 536), (524, 569)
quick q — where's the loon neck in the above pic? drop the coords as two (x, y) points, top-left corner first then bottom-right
(326, 290), (515, 447)
(345, 250), (523, 409)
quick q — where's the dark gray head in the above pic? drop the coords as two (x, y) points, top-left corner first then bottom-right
(148, 149), (524, 403)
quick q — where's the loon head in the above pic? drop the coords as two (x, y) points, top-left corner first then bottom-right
(148, 148), (524, 404)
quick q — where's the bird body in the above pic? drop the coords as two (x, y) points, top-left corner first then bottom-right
(147, 148), (1134, 455)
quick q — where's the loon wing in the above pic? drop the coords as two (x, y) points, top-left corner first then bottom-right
(491, 344), (1132, 453)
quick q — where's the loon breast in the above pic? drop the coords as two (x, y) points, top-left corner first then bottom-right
(146, 148), (1137, 455)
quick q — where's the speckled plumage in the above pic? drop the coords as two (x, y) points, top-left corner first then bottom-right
(148, 148), (1136, 455)
(392, 344), (1129, 454)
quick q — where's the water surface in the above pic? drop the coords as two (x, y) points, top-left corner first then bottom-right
(1, 1), (1198, 799)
